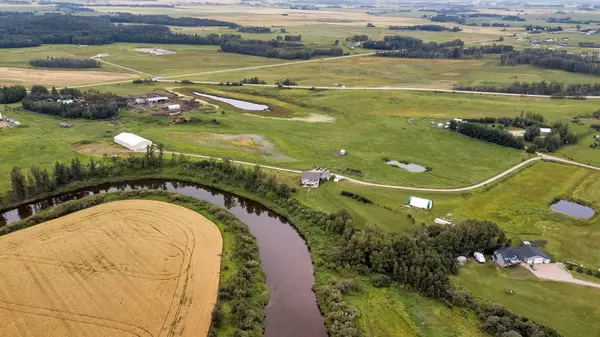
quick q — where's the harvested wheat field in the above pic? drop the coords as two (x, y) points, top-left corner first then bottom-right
(0, 67), (138, 86)
(0, 200), (222, 337)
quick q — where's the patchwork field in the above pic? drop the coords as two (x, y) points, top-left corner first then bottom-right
(0, 200), (222, 337)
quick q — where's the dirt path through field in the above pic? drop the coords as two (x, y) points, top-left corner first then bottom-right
(0, 200), (222, 337)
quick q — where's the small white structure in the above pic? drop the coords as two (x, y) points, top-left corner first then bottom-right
(540, 128), (552, 136)
(474, 252), (485, 263)
(114, 132), (152, 151)
(435, 218), (452, 225)
(408, 196), (432, 210)
(339, 149), (346, 156)
(523, 240), (531, 246)
(163, 104), (181, 111)
(457, 256), (467, 266)
(146, 96), (169, 103)
(0, 112), (3, 120)
(453, 118), (464, 123)
(57, 99), (74, 104)
(333, 175), (343, 183)
(135, 98), (146, 104)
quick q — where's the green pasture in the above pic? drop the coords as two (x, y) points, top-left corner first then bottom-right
(454, 263), (600, 337)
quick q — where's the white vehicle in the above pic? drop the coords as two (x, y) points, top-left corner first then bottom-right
(474, 252), (485, 263)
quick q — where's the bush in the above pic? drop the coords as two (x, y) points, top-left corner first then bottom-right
(371, 274), (391, 288)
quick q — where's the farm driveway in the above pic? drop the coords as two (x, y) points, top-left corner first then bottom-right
(526, 263), (600, 289)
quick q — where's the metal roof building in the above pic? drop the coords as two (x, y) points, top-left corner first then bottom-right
(114, 132), (152, 151)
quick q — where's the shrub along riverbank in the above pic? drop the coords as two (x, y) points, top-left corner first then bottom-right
(1, 189), (267, 337)
(1, 150), (563, 337)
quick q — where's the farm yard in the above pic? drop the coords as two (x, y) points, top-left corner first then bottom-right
(0, 200), (222, 337)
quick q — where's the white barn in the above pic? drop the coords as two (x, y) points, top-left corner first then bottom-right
(114, 132), (152, 151)
(408, 196), (432, 210)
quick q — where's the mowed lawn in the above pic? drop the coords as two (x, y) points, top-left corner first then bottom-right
(454, 263), (600, 337)
(455, 161), (600, 266)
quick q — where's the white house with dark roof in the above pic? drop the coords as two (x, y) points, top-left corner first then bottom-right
(301, 169), (331, 188)
(493, 246), (551, 267)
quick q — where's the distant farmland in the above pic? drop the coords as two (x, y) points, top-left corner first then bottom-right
(0, 200), (222, 337)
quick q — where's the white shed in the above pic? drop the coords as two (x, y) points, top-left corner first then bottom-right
(114, 132), (152, 151)
(474, 252), (485, 263)
(0, 112), (3, 120)
(164, 104), (181, 111)
(408, 196), (432, 210)
(540, 128), (552, 136)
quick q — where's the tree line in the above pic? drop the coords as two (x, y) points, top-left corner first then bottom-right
(0, 85), (27, 104)
(455, 123), (525, 149)
(388, 24), (461, 32)
(4, 153), (563, 337)
(455, 81), (600, 97)
(221, 39), (343, 60)
(30, 57), (101, 68)
(106, 13), (237, 28)
(238, 26), (271, 33)
(21, 85), (127, 119)
(284, 35), (302, 41)
(500, 49), (600, 76)
(364, 36), (512, 60)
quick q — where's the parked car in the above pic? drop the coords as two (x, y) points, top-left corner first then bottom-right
(531, 264), (537, 271)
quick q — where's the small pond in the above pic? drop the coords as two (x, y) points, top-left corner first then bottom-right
(385, 160), (428, 173)
(550, 200), (595, 219)
(194, 92), (269, 111)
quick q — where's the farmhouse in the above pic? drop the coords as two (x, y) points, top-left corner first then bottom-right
(301, 169), (331, 188)
(493, 246), (551, 267)
(408, 196), (432, 210)
(114, 132), (153, 151)
(147, 96), (169, 103)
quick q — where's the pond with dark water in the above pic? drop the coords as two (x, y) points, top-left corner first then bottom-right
(550, 200), (595, 219)
(385, 160), (428, 172)
(0, 180), (327, 337)
(194, 92), (269, 111)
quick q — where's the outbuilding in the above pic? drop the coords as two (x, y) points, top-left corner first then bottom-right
(146, 96), (169, 103)
(301, 171), (322, 188)
(540, 128), (552, 136)
(135, 98), (146, 104)
(163, 104), (181, 111)
(474, 252), (485, 263)
(408, 196), (432, 210)
(114, 132), (153, 151)
(457, 256), (467, 266)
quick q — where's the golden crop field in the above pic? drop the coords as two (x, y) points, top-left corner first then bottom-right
(0, 200), (222, 337)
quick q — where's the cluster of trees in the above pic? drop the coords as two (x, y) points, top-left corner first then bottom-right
(502, 15), (526, 21)
(500, 49), (600, 76)
(340, 191), (373, 204)
(284, 35), (302, 41)
(21, 85), (127, 119)
(29, 57), (100, 68)
(238, 26), (271, 33)
(367, 36), (512, 60)
(221, 40), (343, 60)
(464, 112), (545, 128)
(578, 42), (600, 48)
(547, 17), (591, 24)
(0, 85), (27, 104)
(456, 123), (525, 149)
(277, 79), (297, 86)
(526, 121), (579, 153)
(347, 34), (369, 42)
(430, 14), (466, 24)
(525, 25), (563, 32)
(388, 24), (461, 32)
(455, 81), (600, 97)
(106, 13), (237, 28)
(240, 77), (267, 84)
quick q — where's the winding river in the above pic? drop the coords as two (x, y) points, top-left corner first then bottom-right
(0, 180), (328, 337)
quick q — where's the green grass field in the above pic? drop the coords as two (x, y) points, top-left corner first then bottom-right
(454, 263), (600, 337)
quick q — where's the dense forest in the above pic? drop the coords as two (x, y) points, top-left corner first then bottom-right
(364, 36), (512, 59)
(106, 13), (237, 28)
(0, 85), (27, 104)
(221, 39), (343, 60)
(455, 81), (600, 97)
(578, 42), (600, 48)
(500, 49), (600, 76)
(388, 24), (461, 32)
(5, 156), (563, 337)
(21, 85), (127, 119)
(30, 57), (101, 68)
